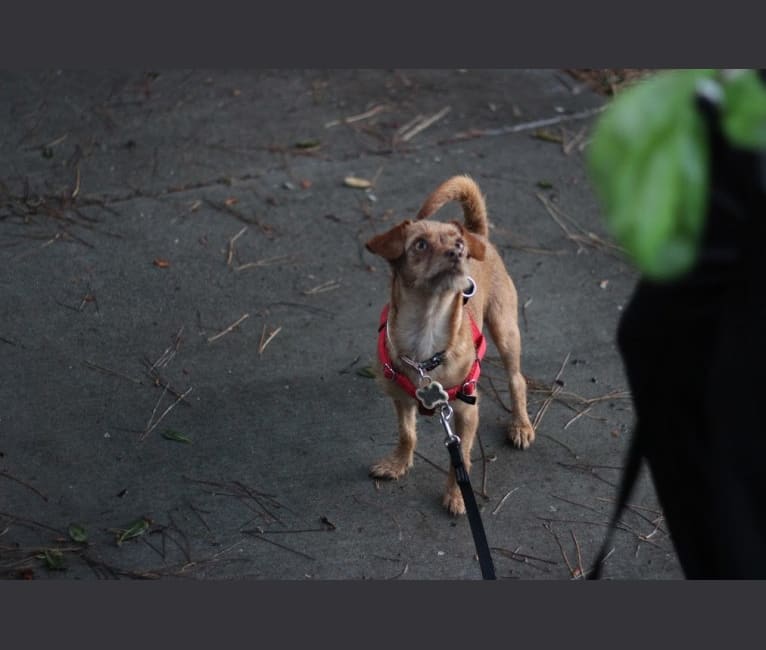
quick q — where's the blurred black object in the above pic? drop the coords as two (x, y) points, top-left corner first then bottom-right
(595, 78), (766, 578)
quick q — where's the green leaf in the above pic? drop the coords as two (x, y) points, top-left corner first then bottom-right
(116, 517), (151, 546)
(294, 139), (321, 150)
(68, 523), (88, 543)
(588, 69), (714, 280)
(721, 70), (766, 149)
(38, 549), (66, 570)
(162, 429), (192, 444)
(532, 129), (563, 144)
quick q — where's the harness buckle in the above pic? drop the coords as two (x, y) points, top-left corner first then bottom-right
(461, 379), (477, 396)
(400, 355), (429, 386)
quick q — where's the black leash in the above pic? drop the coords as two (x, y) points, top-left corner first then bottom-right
(438, 404), (496, 580)
(588, 431), (644, 579)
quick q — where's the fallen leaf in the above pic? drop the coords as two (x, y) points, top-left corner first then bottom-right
(599, 280), (609, 289)
(162, 429), (192, 444)
(356, 366), (376, 379)
(68, 524), (88, 543)
(300, 179), (313, 190)
(532, 129), (564, 144)
(116, 517), (151, 546)
(320, 516), (337, 531)
(153, 258), (170, 268)
(344, 176), (372, 189)
(38, 549), (65, 570)
(294, 139), (321, 150)
(224, 197), (239, 207)
(536, 180), (554, 189)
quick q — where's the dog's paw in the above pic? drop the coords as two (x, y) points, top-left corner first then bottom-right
(508, 421), (535, 450)
(369, 455), (411, 480)
(442, 488), (466, 516)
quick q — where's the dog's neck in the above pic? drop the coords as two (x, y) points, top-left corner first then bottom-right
(388, 280), (463, 363)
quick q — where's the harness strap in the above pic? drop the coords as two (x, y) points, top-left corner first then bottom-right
(377, 303), (486, 411)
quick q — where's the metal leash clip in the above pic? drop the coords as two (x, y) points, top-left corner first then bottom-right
(438, 403), (460, 445)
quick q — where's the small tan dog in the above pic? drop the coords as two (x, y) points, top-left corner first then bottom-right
(366, 175), (535, 515)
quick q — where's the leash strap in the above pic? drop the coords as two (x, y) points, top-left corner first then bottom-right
(445, 439), (496, 580)
(587, 431), (644, 579)
(438, 403), (496, 581)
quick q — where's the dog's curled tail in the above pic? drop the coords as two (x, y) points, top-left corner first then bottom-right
(415, 175), (488, 237)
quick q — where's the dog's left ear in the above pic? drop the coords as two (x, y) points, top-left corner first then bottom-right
(453, 222), (486, 261)
(365, 220), (412, 262)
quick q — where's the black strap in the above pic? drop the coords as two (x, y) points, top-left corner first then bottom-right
(446, 439), (496, 580)
(588, 431), (644, 579)
(419, 351), (447, 372)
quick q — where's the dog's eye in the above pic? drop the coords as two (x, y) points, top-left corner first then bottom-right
(413, 238), (428, 252)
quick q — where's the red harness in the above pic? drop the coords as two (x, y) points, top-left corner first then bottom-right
(377, 303), (486, 413)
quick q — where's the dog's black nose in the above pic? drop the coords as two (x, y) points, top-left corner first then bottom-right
(446, 239), (465, 259)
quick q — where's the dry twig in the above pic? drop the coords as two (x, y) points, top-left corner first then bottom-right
(303, 280), (341, 295)
(71, 164), (81, 199)
(556, 461), (619, 488)
(491, 487), (520, 516)
(536, 192), (625, 257)
(148, 327), (184, 373)
(234, 255), (293, 271)
(475, 431), (490, 499)
(226, 226), (248, 267)
(141, 386), (193, 441)
(442, 105), (606, 144)
(243, 531), (316, 561)
(258, 324), (282, 355)
(413, 451), (448, 476)
(83, 360), (143, 385)
(571, 529), (585, 579)
(563, 127), (588, 155)
(0, 471), (48, 502)
(532, 352), (570, 430)
(398, 106), (451, 142)
(563, 406), (593, 430)
(543, 522), (576, 578)
(325, 104), (389, 128)
(207, 313), (250, 343)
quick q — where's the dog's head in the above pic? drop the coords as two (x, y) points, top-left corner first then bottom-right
(366, 219), (486, 293)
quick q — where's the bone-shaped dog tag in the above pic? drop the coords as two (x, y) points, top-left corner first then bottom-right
(416, 380), (449, 411)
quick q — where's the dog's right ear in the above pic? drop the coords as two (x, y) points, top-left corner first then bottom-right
(365, 220), (412, 262)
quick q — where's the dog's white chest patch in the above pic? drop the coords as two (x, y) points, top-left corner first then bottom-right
(395, 305), (452, 361)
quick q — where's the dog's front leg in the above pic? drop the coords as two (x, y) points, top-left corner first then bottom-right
(370, 398), (418, 480)
(442, 401), (479, 516)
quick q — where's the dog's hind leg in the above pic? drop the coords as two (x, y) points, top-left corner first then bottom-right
(486, 293), (535, 449)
